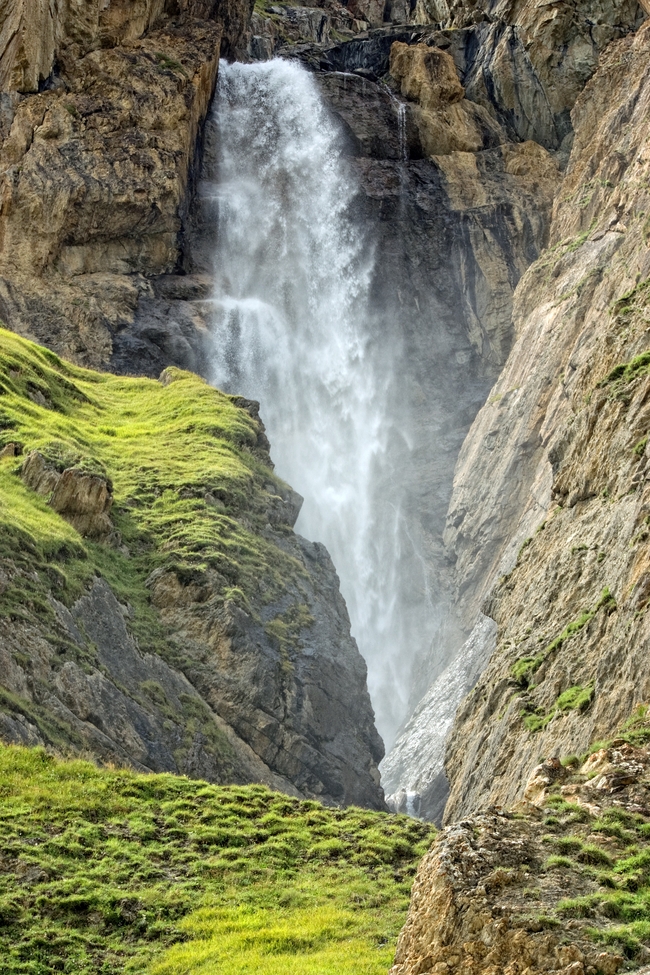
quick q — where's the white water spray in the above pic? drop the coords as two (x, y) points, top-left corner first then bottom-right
(205, 58), (431, 747)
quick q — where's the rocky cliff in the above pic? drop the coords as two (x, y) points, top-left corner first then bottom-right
(367, 0), (650, 817)
(443, 17), (650, 824)
(1, 0), (649, 871)
(0, 328), (384, 807)
(0, 0), (252, 370)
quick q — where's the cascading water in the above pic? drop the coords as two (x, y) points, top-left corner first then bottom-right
(204, 58), (434, 747)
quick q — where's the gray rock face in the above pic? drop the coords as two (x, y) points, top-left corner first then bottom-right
(0, 550), (384, 807)
(146, 535), (385, 806)
(1, 576), (292, 789)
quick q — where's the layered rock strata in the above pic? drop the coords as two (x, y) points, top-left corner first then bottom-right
(0, 0), (252, 370)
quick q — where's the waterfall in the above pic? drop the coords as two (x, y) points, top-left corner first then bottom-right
(205, 58), (432, 748)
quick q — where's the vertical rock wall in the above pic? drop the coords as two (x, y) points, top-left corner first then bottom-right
(444, 19), (650, 822)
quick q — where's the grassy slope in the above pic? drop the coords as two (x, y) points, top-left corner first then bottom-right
(0, 745), (435, 974)
(0, 327), (305, 688)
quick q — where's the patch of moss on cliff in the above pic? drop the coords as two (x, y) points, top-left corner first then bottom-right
(0, 744), (435, 975)
(522, 683), (595, 733)
(600, 350), (650, 393)
(511, 588), (616, 692)
(264, 603), (316, 653)
(0, 328), (306, 666)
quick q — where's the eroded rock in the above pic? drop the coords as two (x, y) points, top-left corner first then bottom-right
(391, 739), (650, 974)
(21, 450), (115, 539)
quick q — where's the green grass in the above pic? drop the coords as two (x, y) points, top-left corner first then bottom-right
(511, 654), (545, 686)
(511, 588), (615, 730)
(0, 327), (311, 676)
(600, 350), (650, 391)
(522, 683), (594, 733)
(556, 682), (595, 712)
(0, 744), (435, 975)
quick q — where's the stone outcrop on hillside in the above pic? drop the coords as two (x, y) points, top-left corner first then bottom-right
(392, 735), (650, 975)
(1, 547), (384, 807)
(21, 451), (117, 540)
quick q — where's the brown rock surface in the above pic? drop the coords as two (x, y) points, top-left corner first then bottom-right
(22, 450), (116, 539)
(389, 40), (504, 155)
(392, 734), (650, 974)
(0, 0), (253, 369)
(414, 0), (643, 149)
(443, 21), (650, 821)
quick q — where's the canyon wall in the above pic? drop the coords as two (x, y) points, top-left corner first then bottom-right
(278, 0), (644, 817)
(444, 17), (650, 823)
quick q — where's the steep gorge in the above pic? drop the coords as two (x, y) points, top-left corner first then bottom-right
(4, 0), (650, 970)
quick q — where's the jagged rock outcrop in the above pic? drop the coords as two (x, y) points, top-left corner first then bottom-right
(21, 451), (117, 540)
(392, 723), (650, 974)
(442, 18), (650, 824)
(412, 0), (643, 151)
(388, 41), (503, 154)
(0, 329), (384, 808)
(249, 0), (364, 60)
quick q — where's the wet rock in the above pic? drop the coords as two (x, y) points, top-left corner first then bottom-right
(0, 0), (253, 370)
(382, 614), (497, 822)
